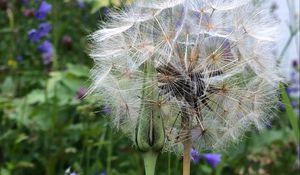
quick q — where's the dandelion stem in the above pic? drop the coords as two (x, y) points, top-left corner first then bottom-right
(143, 151), (158, 175)
(182, 109), (191, 175)
(183, 134), (192, 175)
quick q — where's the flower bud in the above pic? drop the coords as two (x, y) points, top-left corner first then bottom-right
(62, 35), (73, 49)
(135, 62), (165, 152)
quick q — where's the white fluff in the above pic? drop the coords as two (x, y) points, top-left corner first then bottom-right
(89, 0), (280, 153)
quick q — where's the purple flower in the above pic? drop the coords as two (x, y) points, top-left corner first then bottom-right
(77, 0), (85, 8)
(190, 148), (201, 164)
(27, 23), (51, 42)
(203, 153), (221, 169)
(287, 87), (299, 95)
(35, 1), (52, 20)
(38, 40), (52, 53)
(42, 52), (53, 65)
(38, 23), (52, 37)
(97, 171), (107, 175)
(70, 173), (78, 175)
(38, 40), (53, 65)
(291, 101), (298, 108)
(28, 29), (41, 42)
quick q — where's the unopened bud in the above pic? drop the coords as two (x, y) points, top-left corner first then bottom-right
(135, 62), (165, 152)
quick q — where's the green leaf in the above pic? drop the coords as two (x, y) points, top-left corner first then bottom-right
(15, 133), (29, 144)
(280, 83), (299, 144)
(67, 63), (89, 78)
(0, 168), (10, 175)
(1, 76), (15, 95)
(26, 90), (45, 104)
(90, 0), (110, 13)
(61, 74), (85, 92)
(15, 162), (35, 169)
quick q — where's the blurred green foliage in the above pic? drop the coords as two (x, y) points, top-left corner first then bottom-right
(0, 0), (299, 175)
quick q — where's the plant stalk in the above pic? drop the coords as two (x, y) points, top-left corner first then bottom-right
(143, 151), (159, 175)
(183, 133), (192, 175)
(182, 108), (191, 175)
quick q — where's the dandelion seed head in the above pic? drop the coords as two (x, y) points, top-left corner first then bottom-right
(89, 0), (280, 154)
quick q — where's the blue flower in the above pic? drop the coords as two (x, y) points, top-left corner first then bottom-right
(38, 40), (52, 53)
(190, 148), (201, 164)
(35, 1), (52, 20)
(97, 171), (107, 175)
(38, 23), (52, 37)
(287, 87), (299, 95)
(70, 173), (78, 175)
(291, 101), (298, 108)
(28, 23), (52, 42)
(190, 149), (221, 168)
(77, 0), (86, 8)
(28, 29), (41, 42)
(203, 153), (221, 169)
(38, 40), (53, 65)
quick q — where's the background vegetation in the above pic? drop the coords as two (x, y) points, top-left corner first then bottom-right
(0, 0), (299, 175)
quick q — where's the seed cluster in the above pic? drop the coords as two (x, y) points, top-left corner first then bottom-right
(90, 0), (281, 153)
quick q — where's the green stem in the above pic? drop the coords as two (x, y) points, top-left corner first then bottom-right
(168, 152), (171, 175)
(106, 128), (113, 175)
(51, 0), (60, 70)
(143, 151), (159, 175)
(280, 83), (300, 144)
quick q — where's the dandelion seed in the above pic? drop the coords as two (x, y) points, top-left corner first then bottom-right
(89, 0), (280, 158)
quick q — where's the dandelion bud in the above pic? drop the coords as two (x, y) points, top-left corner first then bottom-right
(135, 103), (165, 151)
(135, 62), (165, 152)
